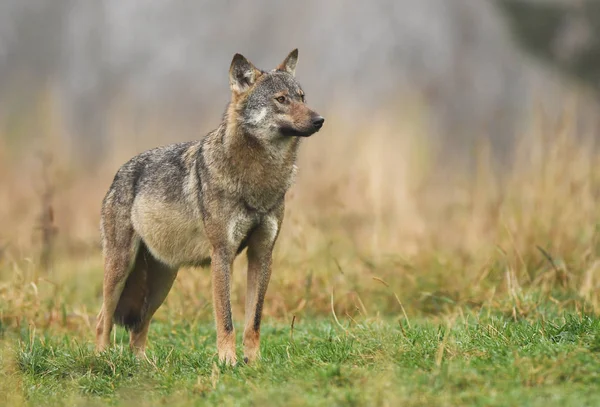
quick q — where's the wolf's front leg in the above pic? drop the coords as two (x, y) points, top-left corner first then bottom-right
(243, 249), (272, 363)
(211, 247), (237, 366)
(243, 215), (280, 364)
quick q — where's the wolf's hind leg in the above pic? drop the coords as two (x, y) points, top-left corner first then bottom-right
(96, 228), (138, 352)
(128, 245), (178, 355)
(96, 202), (139, 351)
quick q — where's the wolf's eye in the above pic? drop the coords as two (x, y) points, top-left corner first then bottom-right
(300, 94), (305, 103)
(275, 96), (286, 103)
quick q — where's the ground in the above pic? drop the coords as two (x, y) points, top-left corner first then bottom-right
(2, 303), (600, 406)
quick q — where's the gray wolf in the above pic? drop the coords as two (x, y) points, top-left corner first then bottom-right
(95, 49), (324, 366)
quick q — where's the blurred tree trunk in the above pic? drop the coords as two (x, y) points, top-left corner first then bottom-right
(497, 0), (600, 93)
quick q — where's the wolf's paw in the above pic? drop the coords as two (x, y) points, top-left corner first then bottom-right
(95, 338), (109, 354)
(243, 348), (260, 364)
(218, 348), (238, 366)
(95, 344), (107, 354)
(130, 346), (147, 359)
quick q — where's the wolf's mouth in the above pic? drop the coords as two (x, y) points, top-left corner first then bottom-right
(279, 124), (322, 138)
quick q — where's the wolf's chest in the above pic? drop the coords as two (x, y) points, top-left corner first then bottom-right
(237, 168), (294, 213)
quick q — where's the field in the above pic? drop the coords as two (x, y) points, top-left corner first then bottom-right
(3, 311), (600, 406)
(2, 94), (600, 406)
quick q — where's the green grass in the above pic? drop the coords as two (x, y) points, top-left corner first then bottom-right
(3, 310), (600, 406)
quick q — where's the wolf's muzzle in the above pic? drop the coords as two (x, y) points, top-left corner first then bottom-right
(312, 116), (325, 130)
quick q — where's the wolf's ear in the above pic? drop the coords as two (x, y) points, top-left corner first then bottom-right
(276, 49), (298, 76)
(229, 53), (261, 93)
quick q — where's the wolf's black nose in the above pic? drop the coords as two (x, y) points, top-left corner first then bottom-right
(312, 116), (325, 130)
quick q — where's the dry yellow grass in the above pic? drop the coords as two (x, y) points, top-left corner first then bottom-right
(1, 90), (600, 338)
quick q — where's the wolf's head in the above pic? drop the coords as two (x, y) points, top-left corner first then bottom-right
(227, 49), (324, 140)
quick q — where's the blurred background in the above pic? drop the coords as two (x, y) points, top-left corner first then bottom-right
(3, 0), (600, 165)
(2, 0), (600, 322)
